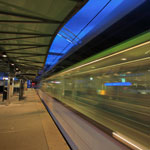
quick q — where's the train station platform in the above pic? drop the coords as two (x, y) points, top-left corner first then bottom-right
(0, 89), (69, 150)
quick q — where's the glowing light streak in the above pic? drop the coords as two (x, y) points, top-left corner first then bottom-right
(59, 41), (149, 75)
(113, 132), (143, 150)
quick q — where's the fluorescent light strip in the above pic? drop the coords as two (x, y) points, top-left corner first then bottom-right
(51, 56), (150, 78)
(69, 56), (150, 76)
(60, 41), (149, 74)
(48, 41), (149, 79)
(58, 33), (73, 43)
(113, 132), (143, 150)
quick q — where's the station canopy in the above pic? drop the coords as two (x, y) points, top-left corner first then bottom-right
(0, 0), (87, 79)
(41, 0), (149, 78)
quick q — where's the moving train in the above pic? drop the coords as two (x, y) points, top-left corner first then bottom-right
(40, 31), (150, 149)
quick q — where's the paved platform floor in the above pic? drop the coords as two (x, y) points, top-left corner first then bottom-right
(0, 89), (69, 150)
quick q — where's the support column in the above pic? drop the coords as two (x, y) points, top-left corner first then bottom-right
(2, 79), (7, 102)
(24, 81), (27, 91)
(11, 77), (15, 96)
(9, 77), (14, 97)
(7, 77), (11, 103)
(7, 76), (14, 101)
(19, 79), (24, 100)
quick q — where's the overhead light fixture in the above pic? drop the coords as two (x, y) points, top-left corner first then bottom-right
(57, 33), (73, 44)
(11, 63), (14, 66)
(2, 54), (7, 58)
(16, 68), (19, 70)
(121, 58), (127, 61)
(90, 77), (93, 80)
(126, 71), (131, 74)
(91, 66), (96, 69)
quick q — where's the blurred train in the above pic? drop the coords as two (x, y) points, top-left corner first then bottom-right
(40, 31), (150, 149)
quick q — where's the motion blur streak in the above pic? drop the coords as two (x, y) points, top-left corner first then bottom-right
(41, 32), (150, 149)
(113, 132), (143, 150)
(57, 41), (150, 75)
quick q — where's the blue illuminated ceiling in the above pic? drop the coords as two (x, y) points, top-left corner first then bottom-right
(45, 0), (146, 71)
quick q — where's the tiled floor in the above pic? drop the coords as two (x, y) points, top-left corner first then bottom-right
(0, 89), (69, 150)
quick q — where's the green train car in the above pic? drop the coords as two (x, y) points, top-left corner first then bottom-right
(41, 31), (150, 149)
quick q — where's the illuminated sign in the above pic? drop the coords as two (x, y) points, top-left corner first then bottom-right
(3, 77), (8, 80)
(50, 81), (61, 84)
(104, 82), (132, 86)
(27, 80), (31, 88)
(121, 78), (126, 82)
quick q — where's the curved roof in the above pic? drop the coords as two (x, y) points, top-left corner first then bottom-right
(0, 0), (87, 79)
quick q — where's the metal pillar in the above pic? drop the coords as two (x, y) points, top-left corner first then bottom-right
(6, 77), (14, 100)
(6, 77), (11, 103)
(19, 79), (24, 100)
(24, 81), (27, 91)
(2, 79), (7, 102)
(8, 77), (14, 97)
